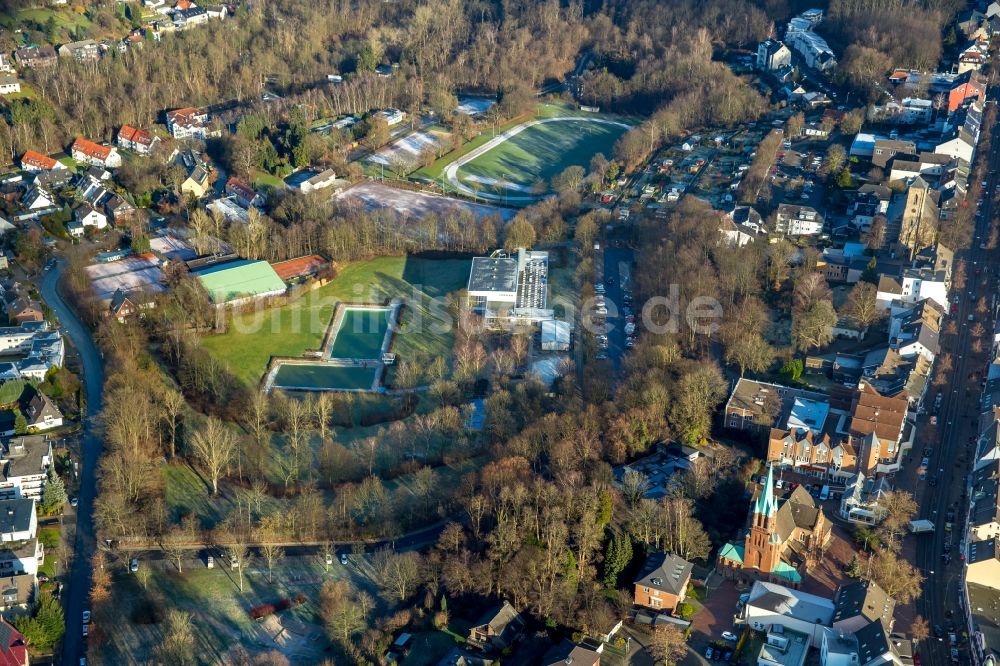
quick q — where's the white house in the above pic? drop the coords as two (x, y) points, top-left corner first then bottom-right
(0, 76), (21, 96)
(0, 437), (52, 502)
(0, 499), (37, 543)
(757, 40), (792, 71)
(21, 187), (54, 211)
(775, 204), (823, 236)
(935, 128), (976, 163)
(73, 203), (108, 234)
(738, 580), (835, 648)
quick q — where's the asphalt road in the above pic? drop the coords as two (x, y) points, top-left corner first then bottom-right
(41, 261), (105, 666)
(915, 101), (1000, 665)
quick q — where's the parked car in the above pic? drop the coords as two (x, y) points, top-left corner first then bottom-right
(722, 631), (738, 642)
(129, 558), (139, 573)
(82, 610), (91, 624)
(69, 497), (78, 507)
(705, 647), (715, 660)
(340, 553), (349, 565)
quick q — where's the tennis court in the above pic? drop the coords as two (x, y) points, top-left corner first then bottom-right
(271, 363), (377, 391)
(328, 307), (390, 359)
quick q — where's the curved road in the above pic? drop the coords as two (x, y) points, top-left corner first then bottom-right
(41, 261), (104, 666)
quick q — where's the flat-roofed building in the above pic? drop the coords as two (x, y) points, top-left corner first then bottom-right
(466, 249), (551, 328)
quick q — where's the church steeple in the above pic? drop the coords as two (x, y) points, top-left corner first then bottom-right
(755, 464), (778, 518)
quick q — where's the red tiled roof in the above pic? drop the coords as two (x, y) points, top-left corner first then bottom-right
(271, 255), (328, 281)
(20, 150), (57, 170)
(166, 107), (204, 127)
(118, 125), (154, 147)
(225, 177), (257, 200)
(0, 618), (27, 666)
(71, 137), (111, 161)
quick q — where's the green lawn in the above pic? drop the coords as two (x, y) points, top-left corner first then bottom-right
(252, 170), (287, 190)
(453, 118), (628, 195)
(201, 256), (471, 387)
(329, 308), (389, 359)
(272, 363), (376, 391)
(7, 8), (92, 32)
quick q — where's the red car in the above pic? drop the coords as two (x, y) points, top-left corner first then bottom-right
(913, 652), (921, 666)
(951, 303), (959, 315)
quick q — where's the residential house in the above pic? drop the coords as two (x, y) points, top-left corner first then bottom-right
(839, 471), (891, 525)
(775, 204), (823, 236)
(0, 78), (20, 96)
(766, 428), (858, 483)
(831, 581), (895, 634)
(959, 41), (990, 73)
(71, 137), (122, 168)
(180, 165), (210, 198)
(117, 125), (159, 155)
(57, 40), (100, 63)
(0, 499), (36, 543)
(849, 186), (891, 233)
(466, 602), (525, 653)
(632, 552), (693, 613)
(166, 107), (210, 140)
(0, 573), (33, 613)
(871, 139), (916, 169)
(853, 623), (913, 666)
(541, 641), (600, 666)
(968, 459), (1000, 543)
(737, 580), (835, 647)
(19, 151), (63, 173)
(0, 55), (12, 73)
(785, 15), (837, 71)
(7, 299), (43, 325)
(104, 194), (138, 226)
(871, 97), (933, 125)
(947, 70), (987, 112)
(757, 40), (792, 71)
(935, 125), (977, 164)
(109, 289), (141, 322)
(847, 380), (910, 476)
(224, 177), (263, 208)
(69, 204), (107, 239)
(0, 436), (52, 501)
(889, 298), (944, 363)
(26, 393), (62, 432)
(719, 465), (831, 587)
(32, 169), (72, 191)
(206, 4), (228, 19)
(14, 46), (57, 69)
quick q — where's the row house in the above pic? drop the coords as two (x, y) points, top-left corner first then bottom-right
(71, 137), (122, 169)
(116, 125), (159, 155)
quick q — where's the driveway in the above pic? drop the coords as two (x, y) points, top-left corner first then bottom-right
(41, 261), (105, 666)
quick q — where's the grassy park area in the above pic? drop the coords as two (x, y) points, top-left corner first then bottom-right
(201, 256), (470, 386)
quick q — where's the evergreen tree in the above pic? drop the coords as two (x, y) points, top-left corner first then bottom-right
(14, 409), (27, 436)
(603, 534), (633, 588)
(41, 466), (66, 514)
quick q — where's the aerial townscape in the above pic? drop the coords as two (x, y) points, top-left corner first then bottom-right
(3, 0), (1000, 665)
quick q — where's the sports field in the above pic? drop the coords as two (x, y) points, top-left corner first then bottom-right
(447, 117), (629, 202)
(271, 363), (376, 391)
(201, 256), (471, 386)
(328, 308), (389, 359)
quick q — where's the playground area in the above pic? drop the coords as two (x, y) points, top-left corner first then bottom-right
(265, 302), (399, 393)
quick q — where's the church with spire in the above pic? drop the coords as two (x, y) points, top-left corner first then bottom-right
(717, 464), (832, 588)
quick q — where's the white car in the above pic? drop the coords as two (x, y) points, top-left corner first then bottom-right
(722, 631), (738, 642)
